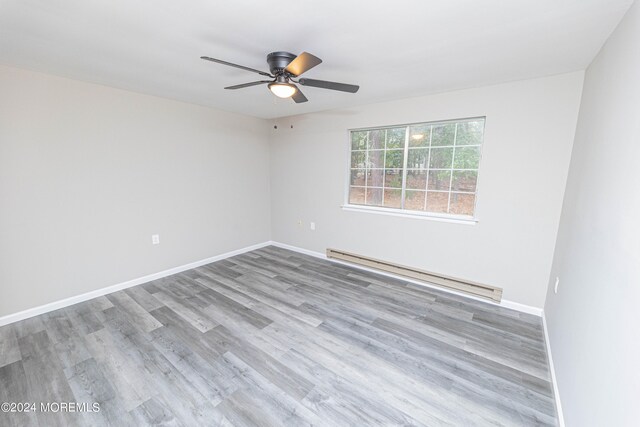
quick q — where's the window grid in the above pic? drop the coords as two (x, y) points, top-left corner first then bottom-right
(382, 129), (387, 206)
(349, 186), (476, 195)
(398, 127), (407, 209)
(349, 118), (484, 217)
(365, 131), (369, 204)
(446, 123), (459, 212)
(423, 125), (434, 210)
(352, 168), (479, 172)
(351, 143), (481, 151)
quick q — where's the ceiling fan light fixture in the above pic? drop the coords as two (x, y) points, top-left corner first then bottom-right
(268, 82), (297, 98)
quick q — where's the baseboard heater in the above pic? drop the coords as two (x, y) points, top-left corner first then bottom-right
(326, 248), (503, 302)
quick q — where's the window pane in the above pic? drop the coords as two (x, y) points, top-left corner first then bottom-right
(385, 127), (406, 149)
(384, 170), (403, 188)
(407, 148), (428, 169)
(384, 150), (404, 168)
(368, 129), (385, 150)
(426, 192), (449, 213)
(406, 170), (427, 189)
(453, 146), (481, 169)
(367, 169), (384, 187)
(429, 147), (453, 169)
(351, 131), (368, 150)
(349, 118), (483, 218)
(427, 170), (451, 191)
(431, 123), (456, 146)
(350, 169), (366, 186)
(367, 150), (385, 168)
(383, 189), (402, 208)
(455, 120), (484, 145)
(351, 151), (366, 168)
(409, 124), (430, 147)
(405, 190), (426, 210)
(451, 170), (477, 192)
(449, 193), (476, 216)
(349, 186), (366, 205)
(366, 188), (383, 206)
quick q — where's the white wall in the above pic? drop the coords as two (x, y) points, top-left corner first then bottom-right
(270, 72), (584, 308)
(0, 65), (271, 318)
(544, 2), (640, 425)
(0, 66), (585, 318)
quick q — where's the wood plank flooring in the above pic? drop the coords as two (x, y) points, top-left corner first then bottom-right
(0, 246), (557, 426)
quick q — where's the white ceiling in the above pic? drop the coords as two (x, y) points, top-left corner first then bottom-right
(0, 0), (633, 119)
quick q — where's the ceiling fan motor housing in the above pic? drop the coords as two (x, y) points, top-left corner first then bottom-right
(267, 51), (297, 75)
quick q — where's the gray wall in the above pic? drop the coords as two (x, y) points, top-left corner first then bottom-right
(544, 2), (640, 426)
(270, 73), (584, 308)
(0, 65), (271, 318)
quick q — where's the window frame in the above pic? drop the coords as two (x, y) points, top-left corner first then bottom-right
(343, 117), (485, 223)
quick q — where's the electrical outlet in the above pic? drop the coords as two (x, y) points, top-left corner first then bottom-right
(297, 220), (302, 227)
(310, 222), (316, 231)
(554, 277), (560, 294)
(152, 234), (160, 245)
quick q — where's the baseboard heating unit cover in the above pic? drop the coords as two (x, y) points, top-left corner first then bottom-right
(326, 248), (503, 302)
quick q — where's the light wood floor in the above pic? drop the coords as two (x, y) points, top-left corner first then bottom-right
(0, 246), (557, 426)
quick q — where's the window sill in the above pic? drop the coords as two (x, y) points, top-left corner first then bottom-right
(341, 204), (478, 225)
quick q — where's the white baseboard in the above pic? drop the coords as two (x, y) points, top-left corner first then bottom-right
(542, 312), (565, 427)
(0, 241), (272, 327)
(0, 239), (543, 327)
(499, 300), (544, 316)
(269, 241), (326, 259)
(269, 241), (543, 316)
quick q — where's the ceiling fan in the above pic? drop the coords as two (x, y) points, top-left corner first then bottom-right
(200, 51), (359, 103)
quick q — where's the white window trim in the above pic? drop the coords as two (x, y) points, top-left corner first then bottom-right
(344, 117), (485, 222)
(341, 204), (478, 225)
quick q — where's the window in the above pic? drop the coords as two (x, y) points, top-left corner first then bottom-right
(348, 117), (485, 219)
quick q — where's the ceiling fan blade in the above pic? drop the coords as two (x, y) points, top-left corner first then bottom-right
(298, 78), (359, 93)
(285, 52), (322, 77)
(224, 80), (272, 90)
(201, 56), (272, 77)
(291, 85), (308, 103)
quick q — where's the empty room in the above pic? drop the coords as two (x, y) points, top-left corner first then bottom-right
(1, 0), (638, 426)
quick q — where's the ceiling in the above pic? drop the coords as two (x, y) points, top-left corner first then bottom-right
(0, 0), (633, 119)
